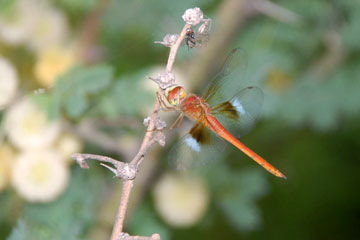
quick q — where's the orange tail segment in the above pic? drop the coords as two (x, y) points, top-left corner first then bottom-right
(206, 116), (287, 179)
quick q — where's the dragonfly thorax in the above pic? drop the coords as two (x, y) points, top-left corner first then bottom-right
(180, 95), (212, 122)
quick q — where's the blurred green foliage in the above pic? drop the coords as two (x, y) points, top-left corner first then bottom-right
(128, 203), (171, 240)
(215, 168), (269, 232)
(56, 0), (97, 15)
(6, 169), (107, 240)
(1, 0), (360, 239)
(94, 68), (156, 117)
(0, 0), (14, 11)
(49, 65), (114, 119)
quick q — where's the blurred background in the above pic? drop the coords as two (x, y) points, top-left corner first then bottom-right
(0, 0), (360, 239)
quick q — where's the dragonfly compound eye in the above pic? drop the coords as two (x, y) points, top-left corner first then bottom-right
(178, 87), (186, 101)
(166, 86), (186, 106)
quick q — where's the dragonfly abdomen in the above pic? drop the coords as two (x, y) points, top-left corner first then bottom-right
(206, 115), (287, 179)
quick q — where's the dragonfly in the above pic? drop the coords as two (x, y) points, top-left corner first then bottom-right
(161, 48), (286, 179)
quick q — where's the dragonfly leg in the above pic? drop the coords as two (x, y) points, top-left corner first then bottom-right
(176, 114), (184, 128)
(160, 100), (178, 112)
(157, 93), (166, 109)
(162, 107), (178, 112)
(170, 113), (184, 129)
(158, 93), (177, 112)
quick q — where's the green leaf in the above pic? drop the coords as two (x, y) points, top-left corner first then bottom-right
(55, 64), (113, 94)
(95, 67), (155, 117)
(49, 64), (113, 119)
(64, 91), (88, 118)
(9, 168), (106, 240)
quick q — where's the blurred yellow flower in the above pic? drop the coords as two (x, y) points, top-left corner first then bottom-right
(153, 172), (209, 227)
(0, 143), (16, 191)
(54, 132), (83, 164)
(34, 46), (76, 87)
(4, 97), (60, 150)
(0, 57), (18, 109)
(11, 149), (69, 202)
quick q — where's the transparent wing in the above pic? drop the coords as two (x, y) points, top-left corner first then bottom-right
(168, 120), (226, 171)
(192, 32), (210, 48)
(204, 48), (249, 107)
(211, 86), (264, 138)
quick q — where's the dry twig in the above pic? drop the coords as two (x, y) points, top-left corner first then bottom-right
(72, 8), (199, 240)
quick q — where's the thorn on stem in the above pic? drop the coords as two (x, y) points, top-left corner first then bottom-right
(100, 163), (117, 175)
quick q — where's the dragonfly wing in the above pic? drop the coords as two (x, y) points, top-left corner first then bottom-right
(169, 121), (225, 171)
(211, 86), (264, 138)
(204, 48), (250, 107)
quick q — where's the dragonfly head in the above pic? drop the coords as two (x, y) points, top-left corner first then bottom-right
(166, 86), (186, 106)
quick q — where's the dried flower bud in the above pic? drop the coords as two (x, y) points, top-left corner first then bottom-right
(118, 232), (130, 239)
(155, 117), (167, 130)
(152, 234), (161, 240)
(154, 132), (166, 147)
(154, 34), (179, 47)
(143, 116), (151, 127)
(182, 7), (204, 25)
(144, 116), (166, 131)
(149, 72), (175, 89)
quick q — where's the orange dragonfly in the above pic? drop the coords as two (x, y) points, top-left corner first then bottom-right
(161, 48), (286, 179)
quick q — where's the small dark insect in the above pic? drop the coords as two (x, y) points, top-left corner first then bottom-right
(184, 22), (210, 49)
(185, 28), (196, 48)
